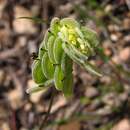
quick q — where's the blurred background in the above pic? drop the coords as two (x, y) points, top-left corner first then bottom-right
(0, 0), (130, 130)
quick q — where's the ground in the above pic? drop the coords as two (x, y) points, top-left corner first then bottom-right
(0, 0), (130, 130)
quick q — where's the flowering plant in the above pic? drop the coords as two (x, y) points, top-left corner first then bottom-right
(28, 17), (102, 97)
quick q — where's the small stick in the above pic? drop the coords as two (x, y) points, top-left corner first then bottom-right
(39, 88), (55, 130)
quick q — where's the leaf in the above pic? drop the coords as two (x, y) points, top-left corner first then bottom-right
(60, 18), (80, 28)
(41, 53), (55, 79)
(53, 37), (63, 64)
(82, 61), (102, 77)
(40, 30), (51, 51)
(26, 79), (53, 93)
(62, 42), (102, 77)
(62, 42), (87, 65)
(75, 27), (84, 39)
(50, 17), (60, 35)
(32, 60), (47, 84)
(69, 44), (88, 61)
(47, 35), (56, 63)
(17, 16), (48, 24)
(81, 26), (99, 48)
(54, 65), (64, 90)
(26, 85), (46, 94)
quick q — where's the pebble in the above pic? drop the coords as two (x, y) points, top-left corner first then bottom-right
(85, 86), (99, 98)
(112, 119), (130, 130)
(108, 24), (120, 32)
(119, 47), (130, 62)
(0, 123), (10, 130)
(105, 4), (113, 13)
(110, 34), (118, 42)
(7, 88), (23, 109)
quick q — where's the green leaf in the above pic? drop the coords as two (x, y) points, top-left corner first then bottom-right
(42, 30), (51, 50)
(69, 44), (88, 61)
(47, 35), (56, 63)
(62, 42), (102, 77)
(82, 61), (102, 77)
(32, 60), (47, 84)
(60, 18), (80, 28)
(41, 53), (55, 79)
(54, 65), (64, 90)
(62, 42), (87, 64)
(53, 37), (63, 64)
(26, 79), (53, 93)
(81, 26), (99, 48)
(50, 17), (60, 35)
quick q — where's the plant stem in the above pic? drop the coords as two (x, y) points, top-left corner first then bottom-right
(39, 88), (55, 130)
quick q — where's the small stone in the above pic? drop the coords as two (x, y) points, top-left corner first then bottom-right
(105, 5), (113, 13)
(0, 123), (10, 130)
(110, 34), (118, 42)
(24, 103), (32, 111)
(30, 91), (44, 104)
(112, 47), (130, 64)
(7, 88), (23, 109)
(119, 93), (128, 102)
(85, 87), (99, 98)
(119, 47), (130, 62)
(104, 47), (112, 56)
(112, 119), (130, 130)
(112, 55), (121, 64)
(124, 35), (130, 42)
(108, 24), (120, 32)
